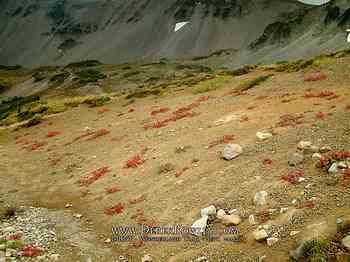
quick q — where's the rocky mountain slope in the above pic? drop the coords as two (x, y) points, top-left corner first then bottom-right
(0, 0), (350, 67)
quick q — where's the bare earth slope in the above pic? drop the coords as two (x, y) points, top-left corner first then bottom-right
(0, 0), (350, 67)
(0, 53), (350, 261)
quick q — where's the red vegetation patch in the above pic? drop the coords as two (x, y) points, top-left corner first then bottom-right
(8, 233), (22, 240)
(345, 105), (350, 112)
(128, 108), (135, 113)
(258, 210), (270, 223)
(315, 111), (327, 120)
(105, 186), (120, 194)
(281, 170), (304, 184)
(98, 108), (110, 114)
(341, 169), (350, 187)
(47, 131), (61, 138)
(208, 134), (234, 149)
(79, 166), (111, 186)
(175, 167), (190, 177)
(132, 239), (145, 248)
(277, 113), (305, 127)
(303, 71), (327, 82)
(22, 245), (41, 257)
(126, 154), (146, 168)
(304, 91), (336, 99)
(24, 141), (47, 151)
(263, 159), (273, 166)
(197, 95), (210, 102)
(150, 107), (170, 116)
(129, 195), (147, 204)
(297, 200), (315, 209)
(104, 203), (124, 215)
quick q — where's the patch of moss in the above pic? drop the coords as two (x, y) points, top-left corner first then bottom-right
(50, 71), (70, 83)
(192, 75), (233, 94)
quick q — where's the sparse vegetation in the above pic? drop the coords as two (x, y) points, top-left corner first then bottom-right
(66, 60), (102, 68)
(192, 75), (233, 94)
(238, 74), (273, 92)
(75, 69), (107, 84)
(0, 79), (11, 93)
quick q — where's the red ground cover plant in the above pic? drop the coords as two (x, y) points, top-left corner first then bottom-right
(22, 245), (41, 257)
(281, 170), (304, 184)
(263, 159), (273, 165)
(341, 169), (350, 187)
(25, 141), (47, 151)
(277, 113), (305, 127)
(297, 200), (315, 209)
(98, 108), (110, 114)
(258, 210), (270, 223)
(150, 107), (170, 116)
(128, 108), (135, 113)
(104, 203), (124, 215)
(208, 134), (234, 148)
(197, 95), (210, 102)
(105, 186), (120, 194)
(304, 91), (336, 98)
(175, 167), (190, 177)
(126, 154), (146, 168)
(315, 111), (327, 120)
(79, 166), (111, 186)
(8, 233), (22, 240)
(47, 131), (61, 138)
(345, 105), (350, 112)
(303, 71), (327, 82)
(132, 240), (145, 248)
(129, 195), (147, 204)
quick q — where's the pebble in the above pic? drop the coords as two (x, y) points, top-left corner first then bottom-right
(266, 237), (279, 246)
(320, 146), (332, 153)
(290, 231), (300, 236)
(217, 209), (226, 219)
(288, 153), (304, 166)
(338, 162), (348, 169)
(142, 254), (153, 262)
(253, 229), (268, 241)
(254, 191), (268, 206)
(222, 144), (243, 160)
(104, 238), (111, 244)
(201, 205), (216, 217)
(297, 141), (312, 150)
(312, 153), (322, 160)
(328, 163), (338, 174)
(256, 132), (273, 141)
(221, 214), (242, 226)
(342, 236), (350, 250)
(191, 216), (208, 236)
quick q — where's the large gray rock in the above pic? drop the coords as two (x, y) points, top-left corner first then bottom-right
(222, 144), (243, 160)
(342, 235), (350, 250)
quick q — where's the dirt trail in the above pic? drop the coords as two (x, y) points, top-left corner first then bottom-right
(1, 56), (350, 261)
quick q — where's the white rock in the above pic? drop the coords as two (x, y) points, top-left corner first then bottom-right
(249, 215), (256, 225)
(280, 208), (289, 213)
(328, 163), (338, 174)
(342, 235), (350, 250)
(201, 205), (216, 217)
(221, 214), (242, 226)
(50, 254), (60, 261)
(104, 238), (111, 244)
(254, 191), (268, 206)
(217, 209), (226, 219)
(338, 162), (348, 169)
(267, 237), (279, 246)
(312, 153), (323, 160)
(297, 141), (312, 150)
(256, 132), (273, 141)
(142, 254), (153, 262)
(222, 144), (243, 160)
(228, 209), (238, 214)
(253, 229), (268, 241)
(191, 216), (208, 236)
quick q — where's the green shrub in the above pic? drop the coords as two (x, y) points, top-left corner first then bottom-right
(75, 69), (107, 84)
(301, 239), (331, 262)
(66, 60), (102, 68)
(238, 74), (273, 91)
(50, 71), (70, 82)
(0, 80), (11, 93)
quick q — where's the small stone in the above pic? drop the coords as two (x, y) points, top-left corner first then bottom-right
(288, 153), (304, 166)
(267, 237), (279, 246)
(280, 208), (289, 213)
(228, 209), (238, 214)
(201, 205), (216, 217)
(104, 238), (111, 244)
(73, 214), (83, 219)
(253, 229), (268, 241)
(328, 163), (338, 174)
(320, 146), (332, 153)
(142, 254), (153, 262)
(191, 216), (208, 236)
(338, 162), (348, 169)
(249, 215), (256, 225)
(217, 209), (226, 219)
(254, 191), (268, 206)
(256, 132), (273, 141)
(297, 141), (312, 150)
(221, 214), (242, 226)
(312, 153), (322, 160)
(222, 144), (243, 160)
(65, 203), (72, 208)
(341, 235), (350, 250)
